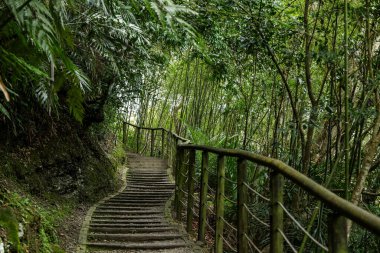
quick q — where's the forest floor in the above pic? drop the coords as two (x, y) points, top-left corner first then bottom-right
(57, 203), (90, 253)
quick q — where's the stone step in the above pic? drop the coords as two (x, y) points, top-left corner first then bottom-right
(96, 205), (148, 209)
(98, 206), (163, 211)
(117, 192), (169, 195)
(127, 175), (168, 178)
(90, 220), (168, 228)
(126, 182), (171, 185)
(88, 233), (182, 242)
(97, 207), (162, 212)
(126, 180), (169, 184)
(93, 210), (164, 215)
(115, 192), (171, 196)
(101, 200), (167, 205)
(128, 168), (167, 171)
(128, 172), (167, 175)
(102, 202), (166, 207)
(128, 174), (168, 177)
(126, 182), (173, 186)
(116, 195), (172, 199)
(89, 227), (177, 233)
(102, 202), (163, 207)
(106, 198), (167, 202)
(127, 175), (167, 178)
(126, 185), (174, 190)
(90, 224), (170, 229)
(127, 175), (169, 178)
(96, 206), (165, 211)
(94, 208), (164, 213)
(91, 218), (165, 224)
(120, 190), (173, 193)
(111, 195), (169, 200)
(92, 215), (162, 220)
(104, 197), (167, 201)
(84, 154), (192, 253)
(91, 219), (167, 224)
(107, 199), (168, 203)
(86, 240), (187, 250)
(127, 176), (167, 179)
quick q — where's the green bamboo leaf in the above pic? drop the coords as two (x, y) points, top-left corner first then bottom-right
(0, 103), (11, 119)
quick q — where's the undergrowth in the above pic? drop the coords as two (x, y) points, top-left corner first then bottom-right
(109, 142), (126, 168)
(0, 179), (71, 253)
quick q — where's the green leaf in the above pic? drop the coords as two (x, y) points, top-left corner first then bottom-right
(0, 47), (48, 79)
(0, 103), (11, 120)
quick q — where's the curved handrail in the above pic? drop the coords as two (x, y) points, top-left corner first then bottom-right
(122, 122), (380, 237)
(124, 122), (190, 143)
(178, 143), (380, 235)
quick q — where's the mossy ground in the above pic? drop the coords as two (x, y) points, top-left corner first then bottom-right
(0, 121), (125, 252)
(0, 176), (70, 252)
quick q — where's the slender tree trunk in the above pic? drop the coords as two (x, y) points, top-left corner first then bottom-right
(348, 94), (380, 234)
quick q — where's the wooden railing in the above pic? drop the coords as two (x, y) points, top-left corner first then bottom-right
(122, 122), (189, 171)
(122, 122), (380, 253)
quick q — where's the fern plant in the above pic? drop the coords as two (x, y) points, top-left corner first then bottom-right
(0, 207), (20, 252)
(0, 0), (197, 127)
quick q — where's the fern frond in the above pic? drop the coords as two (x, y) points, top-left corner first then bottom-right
(0, 103), (11, 119)
(0, 47), (48, 79)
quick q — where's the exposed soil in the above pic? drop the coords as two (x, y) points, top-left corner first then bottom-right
(57, 203), (90, 253)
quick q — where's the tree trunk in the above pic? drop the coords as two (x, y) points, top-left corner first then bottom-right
(348, 92), (380, 235)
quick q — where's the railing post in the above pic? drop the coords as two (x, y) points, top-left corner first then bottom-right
(122, 122), (127, 146)
(328, 213), (348, 253)
(136, 127), (140, 154)
(215, 155), (225, 253)
(166, 133), (171, 160)
(187, 149), (196, 232)
(270, 171), (284, 253)
(175, 147), (185, 220)
(198, 151), (209, 242)
(237, 158), (248, 253)
(150, 130), (154, 157)
(161, 129), (165, 158)
(125, 123), (130, 147)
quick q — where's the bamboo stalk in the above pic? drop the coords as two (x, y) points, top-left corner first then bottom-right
(237, 158), (248, 253)
(186, 150), (196, 232)
(215, 155), (225, 253)
(198, 151), (209, 242)
(270, 171), (283, 253)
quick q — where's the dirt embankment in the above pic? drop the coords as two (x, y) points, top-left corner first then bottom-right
(0, 115), (119, 253)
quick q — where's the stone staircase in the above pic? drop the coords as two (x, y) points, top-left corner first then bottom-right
(85, 154), (193, 252)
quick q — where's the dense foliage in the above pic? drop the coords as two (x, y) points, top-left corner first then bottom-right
(0, 0), (196, 130)
(122, 0), (380, 251)
(1, 0), (380, 252)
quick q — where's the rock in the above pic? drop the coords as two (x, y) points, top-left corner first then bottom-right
(0, 238), (4, 253)
(0, 120), (116, 203)
(18, 223), (24, 238)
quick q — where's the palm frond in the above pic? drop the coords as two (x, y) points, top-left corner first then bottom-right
(0, 47), (48, 79)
